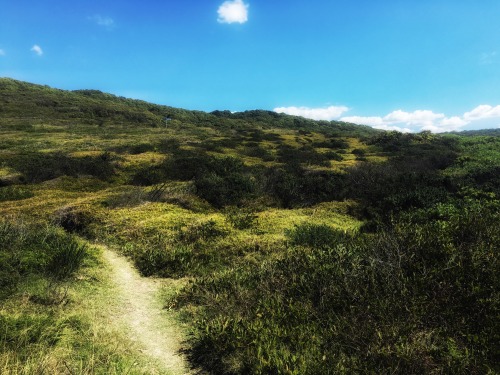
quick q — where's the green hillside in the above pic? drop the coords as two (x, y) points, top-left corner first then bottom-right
(1, 78), (498, 374)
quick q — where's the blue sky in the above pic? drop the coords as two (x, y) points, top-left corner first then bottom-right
(2, 0), (500, 132)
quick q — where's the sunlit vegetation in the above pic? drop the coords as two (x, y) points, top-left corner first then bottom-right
(1, 78), (499, 374)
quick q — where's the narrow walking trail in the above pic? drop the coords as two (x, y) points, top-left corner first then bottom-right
(101, 248), (191, 375)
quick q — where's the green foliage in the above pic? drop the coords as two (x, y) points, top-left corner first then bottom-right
(7, 151), (116, 183)
(53, 205), (99, 234)
(0, 220), (90, 299)
(175, 219), (227, 244)
(313, 138), (350, 149)
(194, 157), (255, 208)
(177, 201), (499, 374)
(1, 78), (499, 374)
(46, 239), (88, 280)
(224, 206), (258, 230)
(285, 223), (347, 249)
(124, 219), (230, 278)
(277, 144), (331, 167)
(344, 136), (461, 225)
(0, 186), (34, 202)
(264, 166), (345, 208)
(0, 312), (63, 350)
(135, 243), (196, 278)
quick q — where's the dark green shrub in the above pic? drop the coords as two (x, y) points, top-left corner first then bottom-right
(131, 166), (164, 186)
(0, 312), (62, 350)
(351, 148), (366, 156)
(224, 207), (258, 230)
(8, 151), (116, 183)
(177, 201), (499, 374)
(176, 219), (227, 244)
(111, 142), (155, 154)
(53, 205), (97, 234)
(195, 172), (254, 208)
(0, 220), (90, 300)
(194, 157), (255, 208)
(157, 138), (181, 153)
(0, 186), (34, 202)
(242, 144), (275, 161)
(264, 166), (345, 208)
(46, 239), (88, 280)
(162, 153), (210, 181)
(313, 138), (350, 149)
(323, 150), (343, 161)
(277, 144), (330, 167)
(286, 223), (347, 249)
(135, 244), (195, 277)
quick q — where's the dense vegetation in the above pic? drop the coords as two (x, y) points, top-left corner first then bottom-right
(1, 78), (498, 374)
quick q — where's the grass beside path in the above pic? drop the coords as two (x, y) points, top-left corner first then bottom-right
(1, 242), (192, 375)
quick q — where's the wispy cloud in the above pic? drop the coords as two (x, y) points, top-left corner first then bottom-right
(89, 15), (115, 29)
(274, 106), (349, 121)
(217, 0), (249, 24)
(0, 49), (5, 56)
(31, 45), (43, 56)
(479, 51), (497, 65)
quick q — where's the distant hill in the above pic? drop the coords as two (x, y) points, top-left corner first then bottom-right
(0, 78), (378, 137)
(448, 128), (500, 137)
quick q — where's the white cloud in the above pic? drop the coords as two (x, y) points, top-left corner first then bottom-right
(342, 110), (470, 133)
(340, 116), (412, 132)
(431, 116), (469, 132)
(373, 124), (413, 133)
(340, 110), (446, 131)
(90, 15), (115, 29)
(383, 110), (445, 127)
(31, 45), (43, 56)
(274, 105), (349, 121)
(0, 49), (5, 56)
(275, 103), (500, 133)
(217, 0), (249, 24)
(463, 105), (500, 121)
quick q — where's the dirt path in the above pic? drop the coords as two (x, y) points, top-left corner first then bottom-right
(102, 248), (191, 375)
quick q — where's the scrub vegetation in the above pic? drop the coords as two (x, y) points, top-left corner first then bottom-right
(1, 78), (498, 374)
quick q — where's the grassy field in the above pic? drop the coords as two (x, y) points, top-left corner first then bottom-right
(1, 78), (498, 374)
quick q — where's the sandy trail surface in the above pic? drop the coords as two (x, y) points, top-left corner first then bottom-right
(102, 248), (191, 374)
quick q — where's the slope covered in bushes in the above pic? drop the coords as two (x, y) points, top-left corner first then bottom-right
(0, 79), (498, 374)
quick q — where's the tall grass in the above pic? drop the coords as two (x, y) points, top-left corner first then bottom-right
(176, 201), (499, 374)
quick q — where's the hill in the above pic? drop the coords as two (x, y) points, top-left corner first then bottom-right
(0, 78), (498, 374)
(0, 78), (377, 137)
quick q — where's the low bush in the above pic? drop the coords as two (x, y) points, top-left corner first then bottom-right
(175, 219), (227, 244)
(0, 186), (34, 202)
(224, 207), (258, 230)
(135, 243), (195, 278)
(102, 187), (144, 208)
(53, 205), (98, 234)
(277, 145), (331, 167)
(285, 223), (348, 249)
(0, 312), (62, 351)
(8, 151), (117, 183)
(194, 157), (255, 208)
(176, 201), (499, 374)
(0, 219), (90, 300)
(46, 239), (88, 280)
